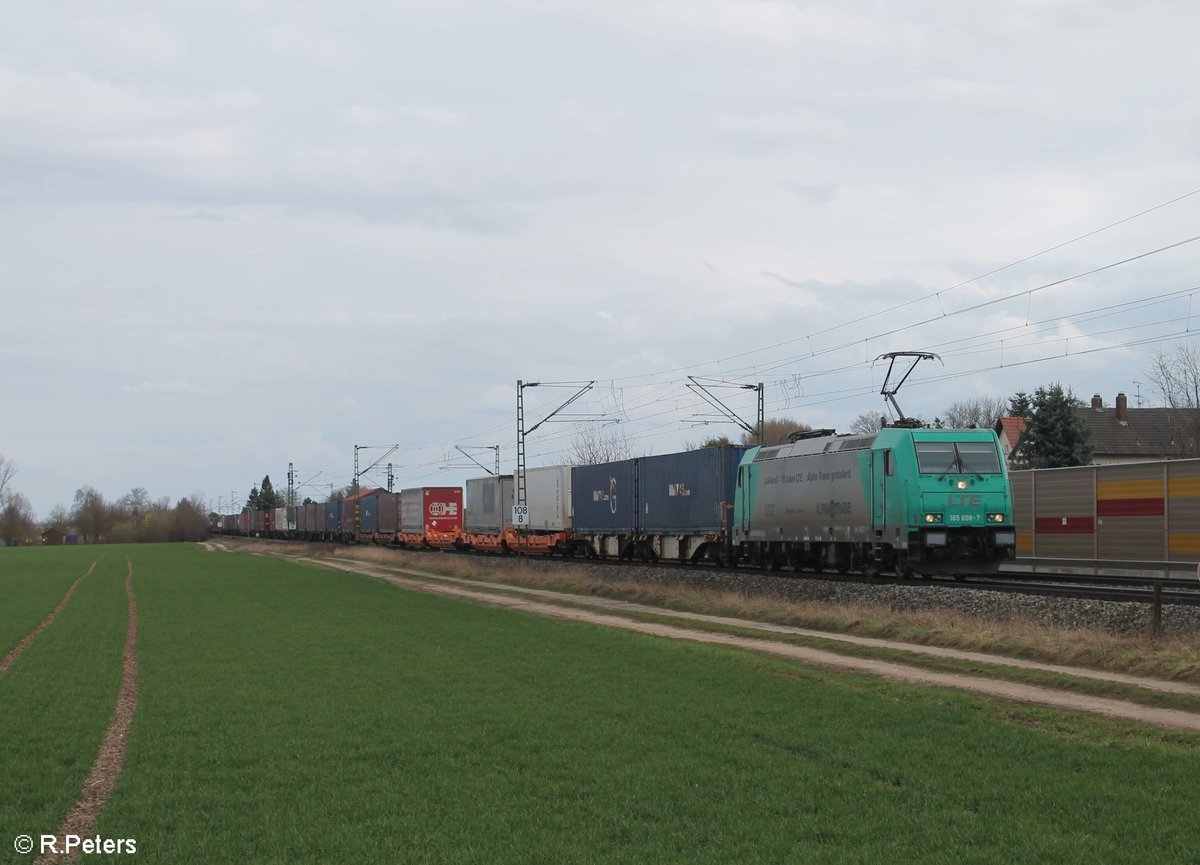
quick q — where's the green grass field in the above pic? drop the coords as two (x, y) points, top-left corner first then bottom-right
(2, 544), (1199, 864)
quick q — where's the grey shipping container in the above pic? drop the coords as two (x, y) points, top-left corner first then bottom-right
(400, 488), (423, 533)
(525, 465), (572, 531)
(378, 492), (399, 534)
(639, 445), (747, 533)
(571, 459), (638, 533)
(465, 475), (514, 534)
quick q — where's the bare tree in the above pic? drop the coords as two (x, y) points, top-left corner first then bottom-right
(568, 423), (640, 464)
(850, 412), (884, 435)
(72, 485), (111, 543)
(172, 496), (211, 542)
(119, 487), (152, 527)
(941, 396), (1009, 429)
(1145, 343), (1200, 456)
(44, 504), (70, 534)
(2, 492), (35, 545)
(684, 433), (734, 450)
(0, 453), (15, 503)
(326, 485), (356, 502)
(740, 417), (811, 446)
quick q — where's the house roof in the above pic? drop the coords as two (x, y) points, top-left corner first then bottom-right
(340, 487), (389, 503)
(1074, 406), (1182, 457)
(994, 417), (1027, 452)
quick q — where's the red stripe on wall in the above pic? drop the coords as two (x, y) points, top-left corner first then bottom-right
(1096, 498), (1165, 517)
(1034, 516), (1095, 535)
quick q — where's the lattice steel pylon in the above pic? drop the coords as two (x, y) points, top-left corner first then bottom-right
(516, 380), (527, 511)
(287, 462), (295, 527)
(515, 379), (597, 537)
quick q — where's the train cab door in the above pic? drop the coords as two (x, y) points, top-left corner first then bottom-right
(737, 465), (748, 534)
(873, 450), (893, 534)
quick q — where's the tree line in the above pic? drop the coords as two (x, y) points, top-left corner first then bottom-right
(46, 485), (211, 544)
(0, 455), (212, 546)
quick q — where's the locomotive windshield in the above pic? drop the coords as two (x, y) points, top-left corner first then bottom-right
(915, 440), (1001, 475)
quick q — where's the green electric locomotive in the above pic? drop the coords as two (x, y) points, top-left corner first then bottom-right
(732, 426), (1016, 576)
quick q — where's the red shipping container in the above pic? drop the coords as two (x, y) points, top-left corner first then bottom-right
(400, 487), (463, 534)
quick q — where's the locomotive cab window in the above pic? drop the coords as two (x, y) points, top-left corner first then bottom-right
(914, 442), (957, 474)
(957, 441), (1001, 474)
(915, 441), (1001, 475)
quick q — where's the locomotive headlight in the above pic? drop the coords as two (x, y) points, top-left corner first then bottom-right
(987, 513), (1005, 523)
(924, 512), (943, 524)
(956, 480), (968, 490)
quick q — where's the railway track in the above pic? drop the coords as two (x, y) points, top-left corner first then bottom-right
(220, 533), (1200, 607)
(465, 545), (1200, 607)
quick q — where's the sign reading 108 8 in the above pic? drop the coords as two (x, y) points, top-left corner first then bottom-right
(512, 505), (529, 526)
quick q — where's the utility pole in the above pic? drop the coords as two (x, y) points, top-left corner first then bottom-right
(516, 379), (597, 533)
(354, 444), (400, 492)
(387, 463), (394, 492)
(287, 462), (295, 530)
(517, 381), (527, 513)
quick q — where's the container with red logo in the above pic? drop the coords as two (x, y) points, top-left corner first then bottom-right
(400, 487), (463, 547)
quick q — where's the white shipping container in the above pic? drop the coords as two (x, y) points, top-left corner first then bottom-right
(525, 465), (572, 531)
(465, 475), (514, 534)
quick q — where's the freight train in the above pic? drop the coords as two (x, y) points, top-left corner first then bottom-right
(215, 424), (1017, 577)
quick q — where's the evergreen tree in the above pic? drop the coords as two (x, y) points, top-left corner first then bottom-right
(244, 476), (285, 511)
(1014, 383), (1093, 468)
(259, 475), (284, 508)
(1008, 391), (1033, 417)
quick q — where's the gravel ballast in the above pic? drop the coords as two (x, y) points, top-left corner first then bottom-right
(521, 559), (1200, 638)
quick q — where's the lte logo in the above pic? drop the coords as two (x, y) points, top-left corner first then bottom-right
(429, 502), (459, 517)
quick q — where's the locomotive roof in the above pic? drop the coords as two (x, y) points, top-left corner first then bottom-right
(751, 425), (1001, 462)
(753, 431), (878, 461)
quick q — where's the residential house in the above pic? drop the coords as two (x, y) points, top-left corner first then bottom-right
(995, 392), (1200, 466)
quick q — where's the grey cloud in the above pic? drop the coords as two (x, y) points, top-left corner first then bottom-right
(791, 183), (838, 205)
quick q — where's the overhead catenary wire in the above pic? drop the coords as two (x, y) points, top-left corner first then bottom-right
(238, 190), (1200, 495)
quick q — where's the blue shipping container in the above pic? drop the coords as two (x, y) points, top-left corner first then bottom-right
(359, 494), (378, 533)
(571, 460), (638, 533)
(639, 445), (747, 534)
(324, 500), (341, 533)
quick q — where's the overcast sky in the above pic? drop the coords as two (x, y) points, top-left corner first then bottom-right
(3, 1), (1200, 517)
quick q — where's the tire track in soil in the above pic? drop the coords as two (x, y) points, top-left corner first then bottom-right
(0, 561), (97, 677)
(35, 556), (139, 865)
